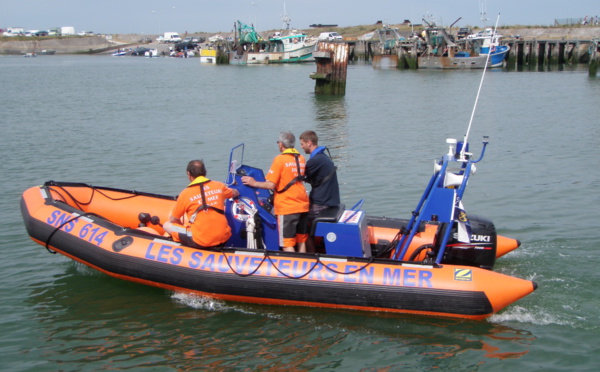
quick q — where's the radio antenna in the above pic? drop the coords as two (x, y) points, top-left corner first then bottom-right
(461, 13), (500, 159)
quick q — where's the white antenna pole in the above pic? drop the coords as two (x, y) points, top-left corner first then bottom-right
(480, 0), (489, 27)
(281, 2), (291, 30)
(461, 13), (500, 158)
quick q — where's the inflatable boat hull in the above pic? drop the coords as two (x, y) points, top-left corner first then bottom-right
(21, 183), (536, 320)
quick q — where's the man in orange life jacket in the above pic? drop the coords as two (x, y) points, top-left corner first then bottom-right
(241, 131), (310, 253)
(164, 159), (239, 248)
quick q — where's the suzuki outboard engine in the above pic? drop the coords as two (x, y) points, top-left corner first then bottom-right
(436, 214), (497, 270)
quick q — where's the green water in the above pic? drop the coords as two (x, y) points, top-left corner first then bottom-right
(1, 55), (599, 371)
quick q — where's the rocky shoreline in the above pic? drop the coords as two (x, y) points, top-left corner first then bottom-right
(1, 26), (599, 55)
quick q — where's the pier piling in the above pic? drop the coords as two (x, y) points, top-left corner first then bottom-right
(310, 41), (349, 95)
(502, 39), (594, 71)
(590, 39), (599, 77)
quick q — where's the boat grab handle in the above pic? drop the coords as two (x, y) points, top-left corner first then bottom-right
(342, 198), (365, 223)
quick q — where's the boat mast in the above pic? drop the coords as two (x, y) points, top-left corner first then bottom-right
(281, 3), (291, 31)
(479, 0), (489, 28)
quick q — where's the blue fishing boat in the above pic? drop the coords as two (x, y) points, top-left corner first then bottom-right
(417, 26), (490, 69)
(418, 25), (509, 69)
(483, 44), (510, 67)
(470, 28), (509, 67)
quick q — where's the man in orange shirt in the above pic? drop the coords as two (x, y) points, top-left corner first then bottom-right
(164, 159), (239, 248)
(241, 131), (309, 252)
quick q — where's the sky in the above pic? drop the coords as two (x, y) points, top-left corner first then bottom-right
(1, 0), (598, 35)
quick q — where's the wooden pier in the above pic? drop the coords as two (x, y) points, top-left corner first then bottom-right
(346, 38), (600, 74)
(503, 39), (592, 71)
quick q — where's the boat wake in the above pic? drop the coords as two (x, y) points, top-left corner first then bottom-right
(489, 305), (574, 326)
(170, 292), (230, 312)
(170, 292), (302, 320)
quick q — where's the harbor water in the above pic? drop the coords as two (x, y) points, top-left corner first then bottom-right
(1, 55), (599, 371)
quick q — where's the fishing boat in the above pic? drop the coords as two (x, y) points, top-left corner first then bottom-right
(20, 136), (536, 320)
(371, 24), (406, 69)
(417, 26), (490, 69)
(229, 17), (317, 65)
(200, 48), (217, 64)
(111, 49), (128, 56)
(375, 24), (405, 54)
(144, 48), (159, 58)
(483, 44), (509, 67)
(469, 28), (510, 67)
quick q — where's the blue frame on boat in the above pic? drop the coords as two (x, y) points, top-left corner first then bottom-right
(393, 138), (489, 263)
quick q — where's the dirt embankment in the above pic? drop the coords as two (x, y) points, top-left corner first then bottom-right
(499, 26), (600, 40)
(0, 36), (118, 54)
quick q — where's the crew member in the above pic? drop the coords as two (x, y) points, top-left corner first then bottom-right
(299, 130), (341, 252)
(241, 131), (310, 253)
(164, 159), (239, 248)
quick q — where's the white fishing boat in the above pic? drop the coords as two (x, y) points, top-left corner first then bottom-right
(144, 48), (159, 57)
(229, 12), (317, 65)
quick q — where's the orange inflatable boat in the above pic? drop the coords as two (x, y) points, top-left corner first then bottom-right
(20, 140), (536, 320)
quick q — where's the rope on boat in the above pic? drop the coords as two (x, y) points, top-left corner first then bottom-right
(216, 247), (376, 279)
(43, 182), (142, 254)
(42, 181), (391, 278)
(44, 212), (103, 254)
(46, 181), (141, 211)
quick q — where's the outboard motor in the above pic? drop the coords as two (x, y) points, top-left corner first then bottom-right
(435, 214), (497, 270)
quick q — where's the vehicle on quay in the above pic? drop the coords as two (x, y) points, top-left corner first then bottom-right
(318, 32), (343, 41)
(157, 32), (182, 43)
(457, 27), (472, 39)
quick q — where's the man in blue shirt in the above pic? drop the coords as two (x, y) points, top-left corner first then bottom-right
(299, 130), (341, 252)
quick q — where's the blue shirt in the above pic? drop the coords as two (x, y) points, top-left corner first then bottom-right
(305, 148), (340, 206)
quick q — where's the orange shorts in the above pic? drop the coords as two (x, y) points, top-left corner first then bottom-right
(277, 213), (308, 248)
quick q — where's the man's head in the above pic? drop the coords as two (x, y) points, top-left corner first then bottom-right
(186, 159), (207, 178)
(299, 130), (318, 154)
(277, 131), (295, 150)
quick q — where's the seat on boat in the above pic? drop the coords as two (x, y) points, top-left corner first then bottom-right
(313, 204), (372, 258)
(310, 204), (345, 236)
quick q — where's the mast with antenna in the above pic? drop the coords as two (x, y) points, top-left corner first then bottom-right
(281, 2), (291, 30)
(479, 0), (489, 27)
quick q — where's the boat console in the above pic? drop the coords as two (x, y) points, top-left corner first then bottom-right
(313, 202), (371, 258)
(224, 144), (372, 258)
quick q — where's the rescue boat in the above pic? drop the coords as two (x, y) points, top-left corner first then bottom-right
(20, 139), (536, 320)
